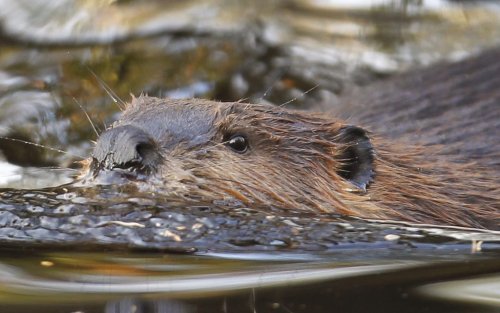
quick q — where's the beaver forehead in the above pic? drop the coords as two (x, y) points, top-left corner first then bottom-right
(117, 97), (223, 147)
(224, 102), (344, 139)
(116, 96), (342, 149)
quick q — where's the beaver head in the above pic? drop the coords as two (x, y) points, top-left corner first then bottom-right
(82, 96), (499, 229)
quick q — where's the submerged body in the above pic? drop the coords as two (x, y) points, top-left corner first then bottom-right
(83, 49), (500, 230)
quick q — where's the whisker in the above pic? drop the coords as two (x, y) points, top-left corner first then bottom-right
(0, 137), (85, 160)
(0, 166), (78, 178)
(178, 141), (229, 157)
(257, 68), (289, 103)
(183, 142), (252, 161)
(0, 174), (22, 179)
(279, 84), (320, 107)
(72, 97), (100, 137)
(86, 66), (127, 111)
(33, 166), (80, 172)
(185, 158), (257, 170)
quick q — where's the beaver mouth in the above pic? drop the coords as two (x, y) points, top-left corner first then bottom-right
(90, 155), (157, 179)
(85, 158), (155, 185)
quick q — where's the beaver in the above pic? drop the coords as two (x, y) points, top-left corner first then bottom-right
(81, 50), (500, 230)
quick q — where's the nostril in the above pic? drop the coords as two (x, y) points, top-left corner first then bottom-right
(136, 142), (161, 168)
(92, 125), (160, 172)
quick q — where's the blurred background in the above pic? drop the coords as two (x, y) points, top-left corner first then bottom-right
(1, 0), (500, 188)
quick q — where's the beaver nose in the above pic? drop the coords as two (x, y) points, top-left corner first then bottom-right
(92, 125), (161, 171)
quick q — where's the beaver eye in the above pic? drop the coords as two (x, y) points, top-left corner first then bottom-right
(226, 134), (248, 153)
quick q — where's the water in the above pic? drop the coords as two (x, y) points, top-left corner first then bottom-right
(0, 186), (498, 312)
(0, 1), (499, 312)
(0, 240), (499, 312)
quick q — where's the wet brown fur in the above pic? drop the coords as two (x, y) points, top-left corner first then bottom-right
(84, 94), (499, 230)
(83, 49), (500, 230)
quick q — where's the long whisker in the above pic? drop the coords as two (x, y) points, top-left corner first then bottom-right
(33, 166), (80, 172)
(72, 97), (100, 137)
(279, 84), (320, 107)
(258, 67), (289, 102)
(86, 66), (127, 111)
(184, 158), (258, 170)
(0, 166), (80, 179)
(0, 137), (85, 160)
(179, 142), (251, 161)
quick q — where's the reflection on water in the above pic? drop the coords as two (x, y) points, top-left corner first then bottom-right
(0, 1), (500, 312)
(0, 186), (498, 312)
(0, 253), (413, 298)
(0, 249), (499, 312)
(419, 274), (500, 308)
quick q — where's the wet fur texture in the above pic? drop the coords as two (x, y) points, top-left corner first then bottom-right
(84, 49), (500, 230)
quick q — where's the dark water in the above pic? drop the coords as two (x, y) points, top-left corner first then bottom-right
(0, 1), (500, 312)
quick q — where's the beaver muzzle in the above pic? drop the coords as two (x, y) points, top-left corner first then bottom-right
(91, 125), (161, 176)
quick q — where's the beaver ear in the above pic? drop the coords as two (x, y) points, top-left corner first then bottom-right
(335, 126), (374, 192)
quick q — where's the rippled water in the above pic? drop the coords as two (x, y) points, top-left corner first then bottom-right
(0, 186), (498, 312)
(0, 1), (500, 312)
